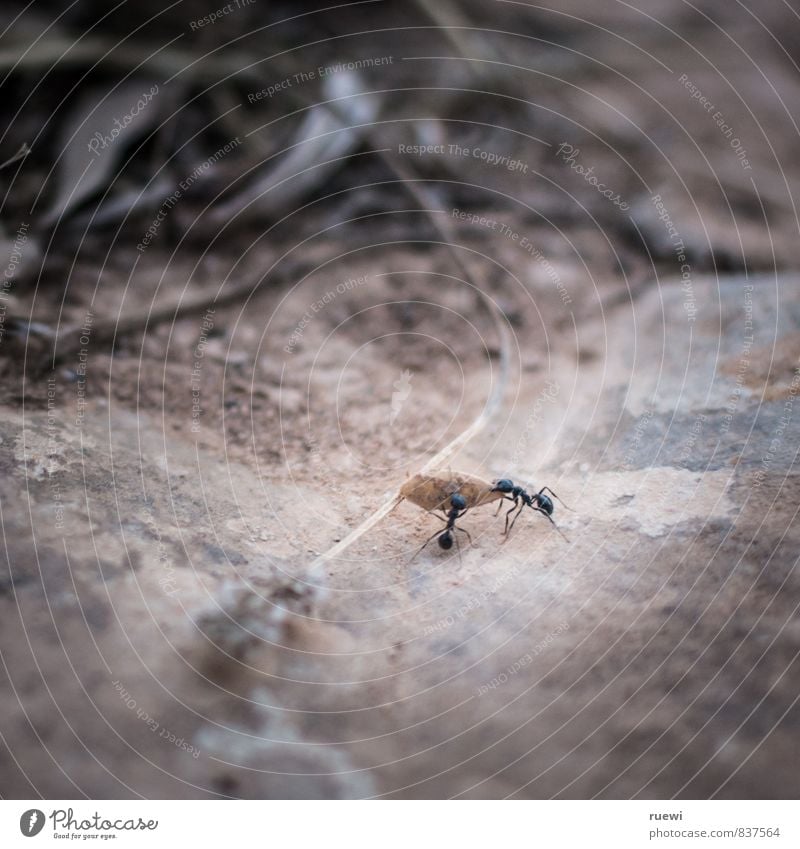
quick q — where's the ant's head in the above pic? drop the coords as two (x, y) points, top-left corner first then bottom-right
(438, 530), (454, 549)
(535, 493), (554, 515)
(450, 493), (467, 511)
(493, 478), (515, 494)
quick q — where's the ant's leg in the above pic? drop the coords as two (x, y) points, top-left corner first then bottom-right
(451, 510), (473, 548)
(454, 525), (473, 547)
(538, 486), (573, 510)
(501, 499), (524, 535)
(452, 532), (463, 567)
(411, 526), (447, 561)
(534, 507), (570, 541)
(494, 495), (511, 516)
(506, 501), (526, 535)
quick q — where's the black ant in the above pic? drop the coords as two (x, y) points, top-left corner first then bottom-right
(412, 493), (472, 560)
(491, 479), (570, 540)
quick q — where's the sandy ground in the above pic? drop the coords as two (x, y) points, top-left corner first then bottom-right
(1, 0), (799, 799)
(1, 267), (798, 799)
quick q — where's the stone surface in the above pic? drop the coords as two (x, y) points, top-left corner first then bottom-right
(1, 273), (798, 798)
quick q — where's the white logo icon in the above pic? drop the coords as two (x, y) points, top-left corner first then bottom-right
(20, 809), (45, 837)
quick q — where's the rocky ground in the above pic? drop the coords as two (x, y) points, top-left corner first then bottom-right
(0, 0), (799, 798)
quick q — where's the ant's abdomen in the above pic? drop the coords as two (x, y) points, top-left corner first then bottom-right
(537, 495), (554, 515)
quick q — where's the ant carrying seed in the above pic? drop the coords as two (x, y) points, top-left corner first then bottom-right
(491, 479), (570, 540)
(411, 493), (472, 561)
(399, 469), (503, 513)
(399, 470), (498, 562)
(397, 469), (570, 554)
